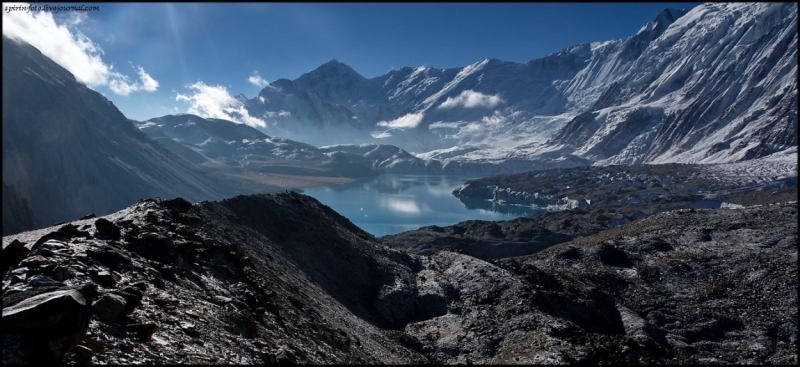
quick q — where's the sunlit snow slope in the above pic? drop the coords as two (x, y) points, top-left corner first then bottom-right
(242, 3), (796, 173)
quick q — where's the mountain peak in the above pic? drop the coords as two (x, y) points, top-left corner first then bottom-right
(649, 7), (689, 34)
(655, 8), (688, 26)
(304, 59), (365, 81)
(288, 59), (367, 105)
(322, 58), (345, 67)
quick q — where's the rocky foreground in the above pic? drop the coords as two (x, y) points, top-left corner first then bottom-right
(2, 191), (797, 364)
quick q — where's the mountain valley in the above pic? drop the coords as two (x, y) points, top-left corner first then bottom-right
(2, 2), (798, 365)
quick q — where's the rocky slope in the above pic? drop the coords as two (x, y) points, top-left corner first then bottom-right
(3, 192), (796, 364)
(2, 194), (427, 364)
(386, 155), (797, 258)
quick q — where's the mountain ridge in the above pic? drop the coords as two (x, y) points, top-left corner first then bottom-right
(237, 2), (796, 171)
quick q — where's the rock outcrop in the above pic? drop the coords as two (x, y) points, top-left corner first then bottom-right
(388, 161), (797, 258)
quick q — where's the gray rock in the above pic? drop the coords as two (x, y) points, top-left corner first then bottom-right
(161, 197), (193, 213)
(92, 270), (118, 288)
(86, 245), (132, 270)
(94, 218), (121, 240)
(2, 286), (94, 359)
(52, 266), (70, 281)
(17, 255), (49, 268)
(31, 232), (67, 252)
(113, 287), (143, 314)
(126, 323), (158, 341)
(92, 294), (127, 323)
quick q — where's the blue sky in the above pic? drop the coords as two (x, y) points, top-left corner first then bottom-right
(4, 2), (701, 121)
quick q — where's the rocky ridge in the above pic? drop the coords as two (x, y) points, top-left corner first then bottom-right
(385, 160), (797, 259)
(3, 192), (797, 364)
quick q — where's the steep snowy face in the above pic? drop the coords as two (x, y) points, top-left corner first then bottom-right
(241, 3), (797, 170)
(549, 2), (798, 165)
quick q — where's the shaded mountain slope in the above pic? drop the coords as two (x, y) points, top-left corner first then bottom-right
(1, 37), (234, 233)
(2, 181), (41, 236)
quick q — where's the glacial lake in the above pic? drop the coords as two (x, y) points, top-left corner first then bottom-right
(300, 174), (542, 237)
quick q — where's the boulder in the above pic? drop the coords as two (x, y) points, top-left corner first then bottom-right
(129, 234), (177, 264)
(126, 323), (158, 341)
(86, 245), (132, 270)
(161, 197), (193, 213)
(31, 232), (67, 252)
(113, 286), (144, 314)
(92, 293), (127, 323)
(2, 284), (95, 360)
(94, 218), (121, 240)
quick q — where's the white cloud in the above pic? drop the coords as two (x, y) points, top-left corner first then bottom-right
(248, 71), (270, 88)
(376, 112), (424, 129)
(2, 3), (158, 96)
(176, 81), (266, 128)
(371, 130), (393, 139)
(437, 90), (503, 109)
(136, 66), (159, 91)
(481, 110), (506, 126)
(429, 121), (463, 130)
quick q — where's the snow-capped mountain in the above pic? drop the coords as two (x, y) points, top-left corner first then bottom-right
(242, 3), (797, 173)
(137, 114), (328, 165)
(136, 115), (420, 178)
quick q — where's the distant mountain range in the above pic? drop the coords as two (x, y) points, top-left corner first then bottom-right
(240, 3), (797, 172)
(2, 2), (797, 234)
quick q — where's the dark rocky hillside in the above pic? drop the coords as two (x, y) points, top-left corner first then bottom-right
(384, 162), (797, 258)
(3, 192), (796, 364)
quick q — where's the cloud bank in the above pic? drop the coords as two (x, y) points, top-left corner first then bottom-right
(2, 3), (158, 96)
(438, 90), (503, 109)
(176, 82), (266, 128)
(376, 112), (424, 129)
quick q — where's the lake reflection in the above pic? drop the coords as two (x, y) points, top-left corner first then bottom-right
(300, 174), (541, 237)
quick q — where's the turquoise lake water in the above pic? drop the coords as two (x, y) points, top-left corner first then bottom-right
(301, 174), (541, 237)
